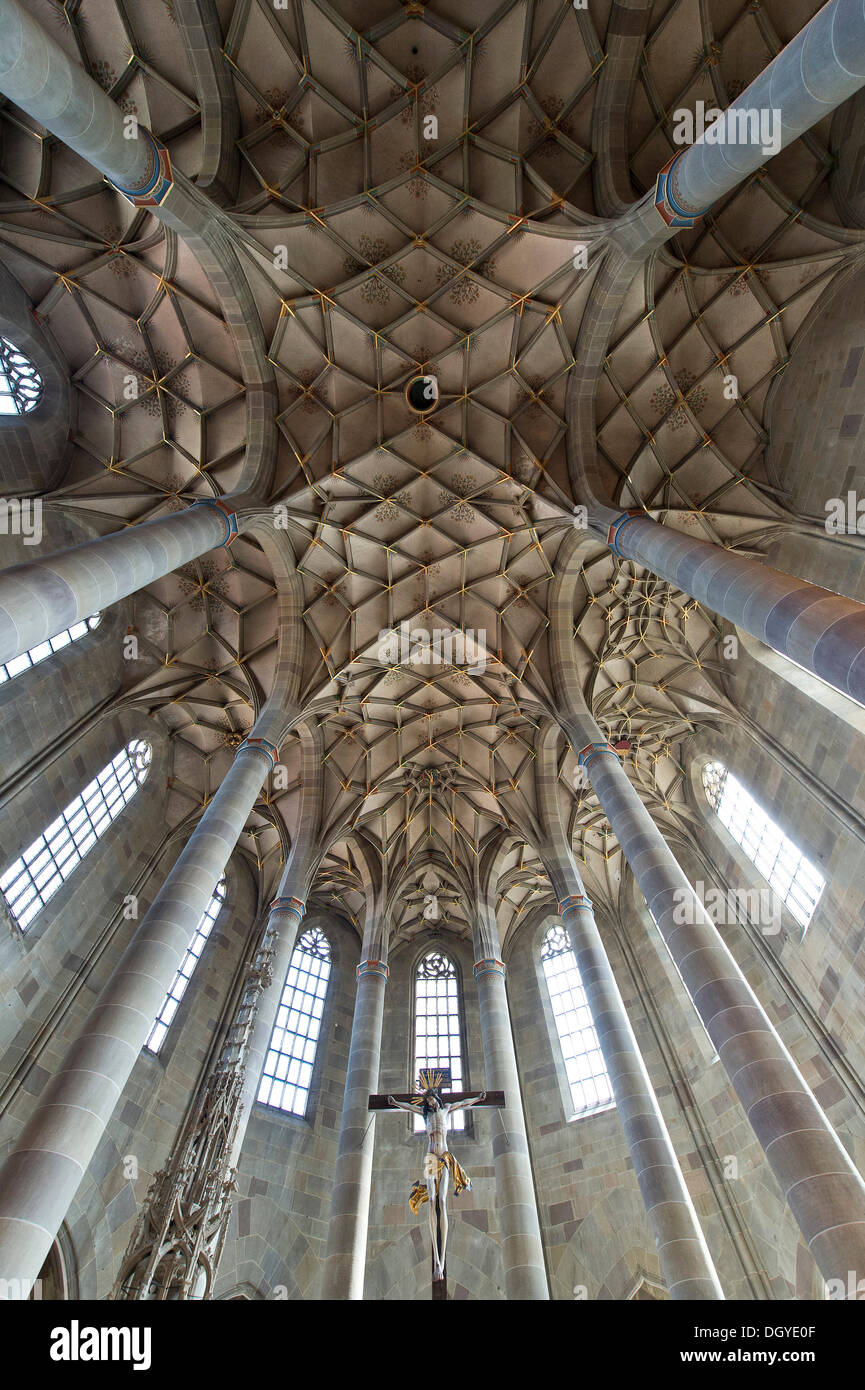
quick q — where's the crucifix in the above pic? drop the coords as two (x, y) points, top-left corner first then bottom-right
(369, 1068), (505, 1299)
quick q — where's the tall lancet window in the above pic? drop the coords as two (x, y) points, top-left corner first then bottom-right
(413, 951), (466, 1132)
(145, 878), (227, 1054)
(0, 738), (151, 932)
(0, 336), (42, 414)
(258, 927), (331, 1116)
(541, 924), (614, 1119)
(0, 614), (101, 685)
(702, 761), (825, 930)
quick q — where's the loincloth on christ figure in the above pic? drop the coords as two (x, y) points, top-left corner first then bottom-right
(408, 1151), (471, 1213)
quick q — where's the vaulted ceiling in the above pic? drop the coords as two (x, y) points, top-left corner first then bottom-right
(1, 0), (861, 948)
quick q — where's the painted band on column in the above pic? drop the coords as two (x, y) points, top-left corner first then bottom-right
(236, 737), (279, 770)
(577, 742), (618, 769)
(472, 958), (505, 980)
(356, 959), (389, 981)
(269, 896), (306, 926)
(109, 128), (173, 206)
(606, 511), (644, 558)
(558, 894), (592, 916)
(654, 155), (711, 228)
(191, 498), (240, 548)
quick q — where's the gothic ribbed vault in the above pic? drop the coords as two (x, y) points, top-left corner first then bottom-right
(1, 0), (862, 948)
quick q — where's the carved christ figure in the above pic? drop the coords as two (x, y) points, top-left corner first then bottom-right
(388, 1074), (487, 1281)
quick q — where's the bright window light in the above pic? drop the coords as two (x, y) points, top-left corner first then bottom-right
(258, 927), (331, 1116)
(0, 337), (42, 415)
(0, 739), (151, 931)
(541, 924), (614, 1118)
(145, 878), (227, 1054)
(702, 762), (825, 929)
(413, 951), (466, 1132)
(0, 615), (101, 684)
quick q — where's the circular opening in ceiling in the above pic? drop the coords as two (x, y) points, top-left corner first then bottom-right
(406, 374), (438, 415)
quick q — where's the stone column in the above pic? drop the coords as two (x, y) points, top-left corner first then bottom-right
(0, 500), (240, 668)
(0, 0), (168, 198)
(555, 889), (723, 1299)
(321, 956), (388, 1300)
(0, 735), (278, 1296)
(576, 734), (865, 1289)
(602, 512), (865, 709)
(471, 948), (549, 1299)
(653, 0), (865, 227)
(0, 0), (277, 501)
(113, 892), (306, 1299)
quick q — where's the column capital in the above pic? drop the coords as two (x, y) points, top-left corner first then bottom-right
(237, 736), (279, 769)
(190, 497), (240, 547)
(109, 128), (174, 207)
(653, 154), (708, 228)
(606, 510), (643, 556)
(473, 957), (505, 980)
(577, 741), (618, 768)
(559, 894), (593, 916)
(357, 958), (388, 981)
(269, 896), (305, 923)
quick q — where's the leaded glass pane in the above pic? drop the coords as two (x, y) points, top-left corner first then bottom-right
(258, 927), (331, 1116)
(0, 337), (42, 415)
(702, 762), (825, 929)
(0, 739), (151, 931)
(541, 925), (614, 1118)
(413, 952), (465, 1132)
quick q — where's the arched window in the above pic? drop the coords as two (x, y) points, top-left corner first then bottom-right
(0, 738), (151, 932)
(702, 761), (825, 930)
(413, 951), (466, 1132)
(541, 924), (613, 1119)
(258, 926), (331, 1116)
(145, 878), (227, 1054)
(0, 336), (42, 414)
(0, 614), (101, 684)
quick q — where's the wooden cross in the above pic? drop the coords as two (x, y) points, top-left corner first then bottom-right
(369, 1070), (505, 1300)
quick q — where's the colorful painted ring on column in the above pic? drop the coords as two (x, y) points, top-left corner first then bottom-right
(237, 736), (279, 769)
(190, 497), (240, 547)
(110, 129), (174, 207)
(577, 741), (617, 768)
(653, 154), (711, 228)
(473, 957), (505, 979)
(558, 894), (593, 917)
(606, 510), (643, 556)
(269, 896), (306, 924)
(357, 958), (388, 980)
